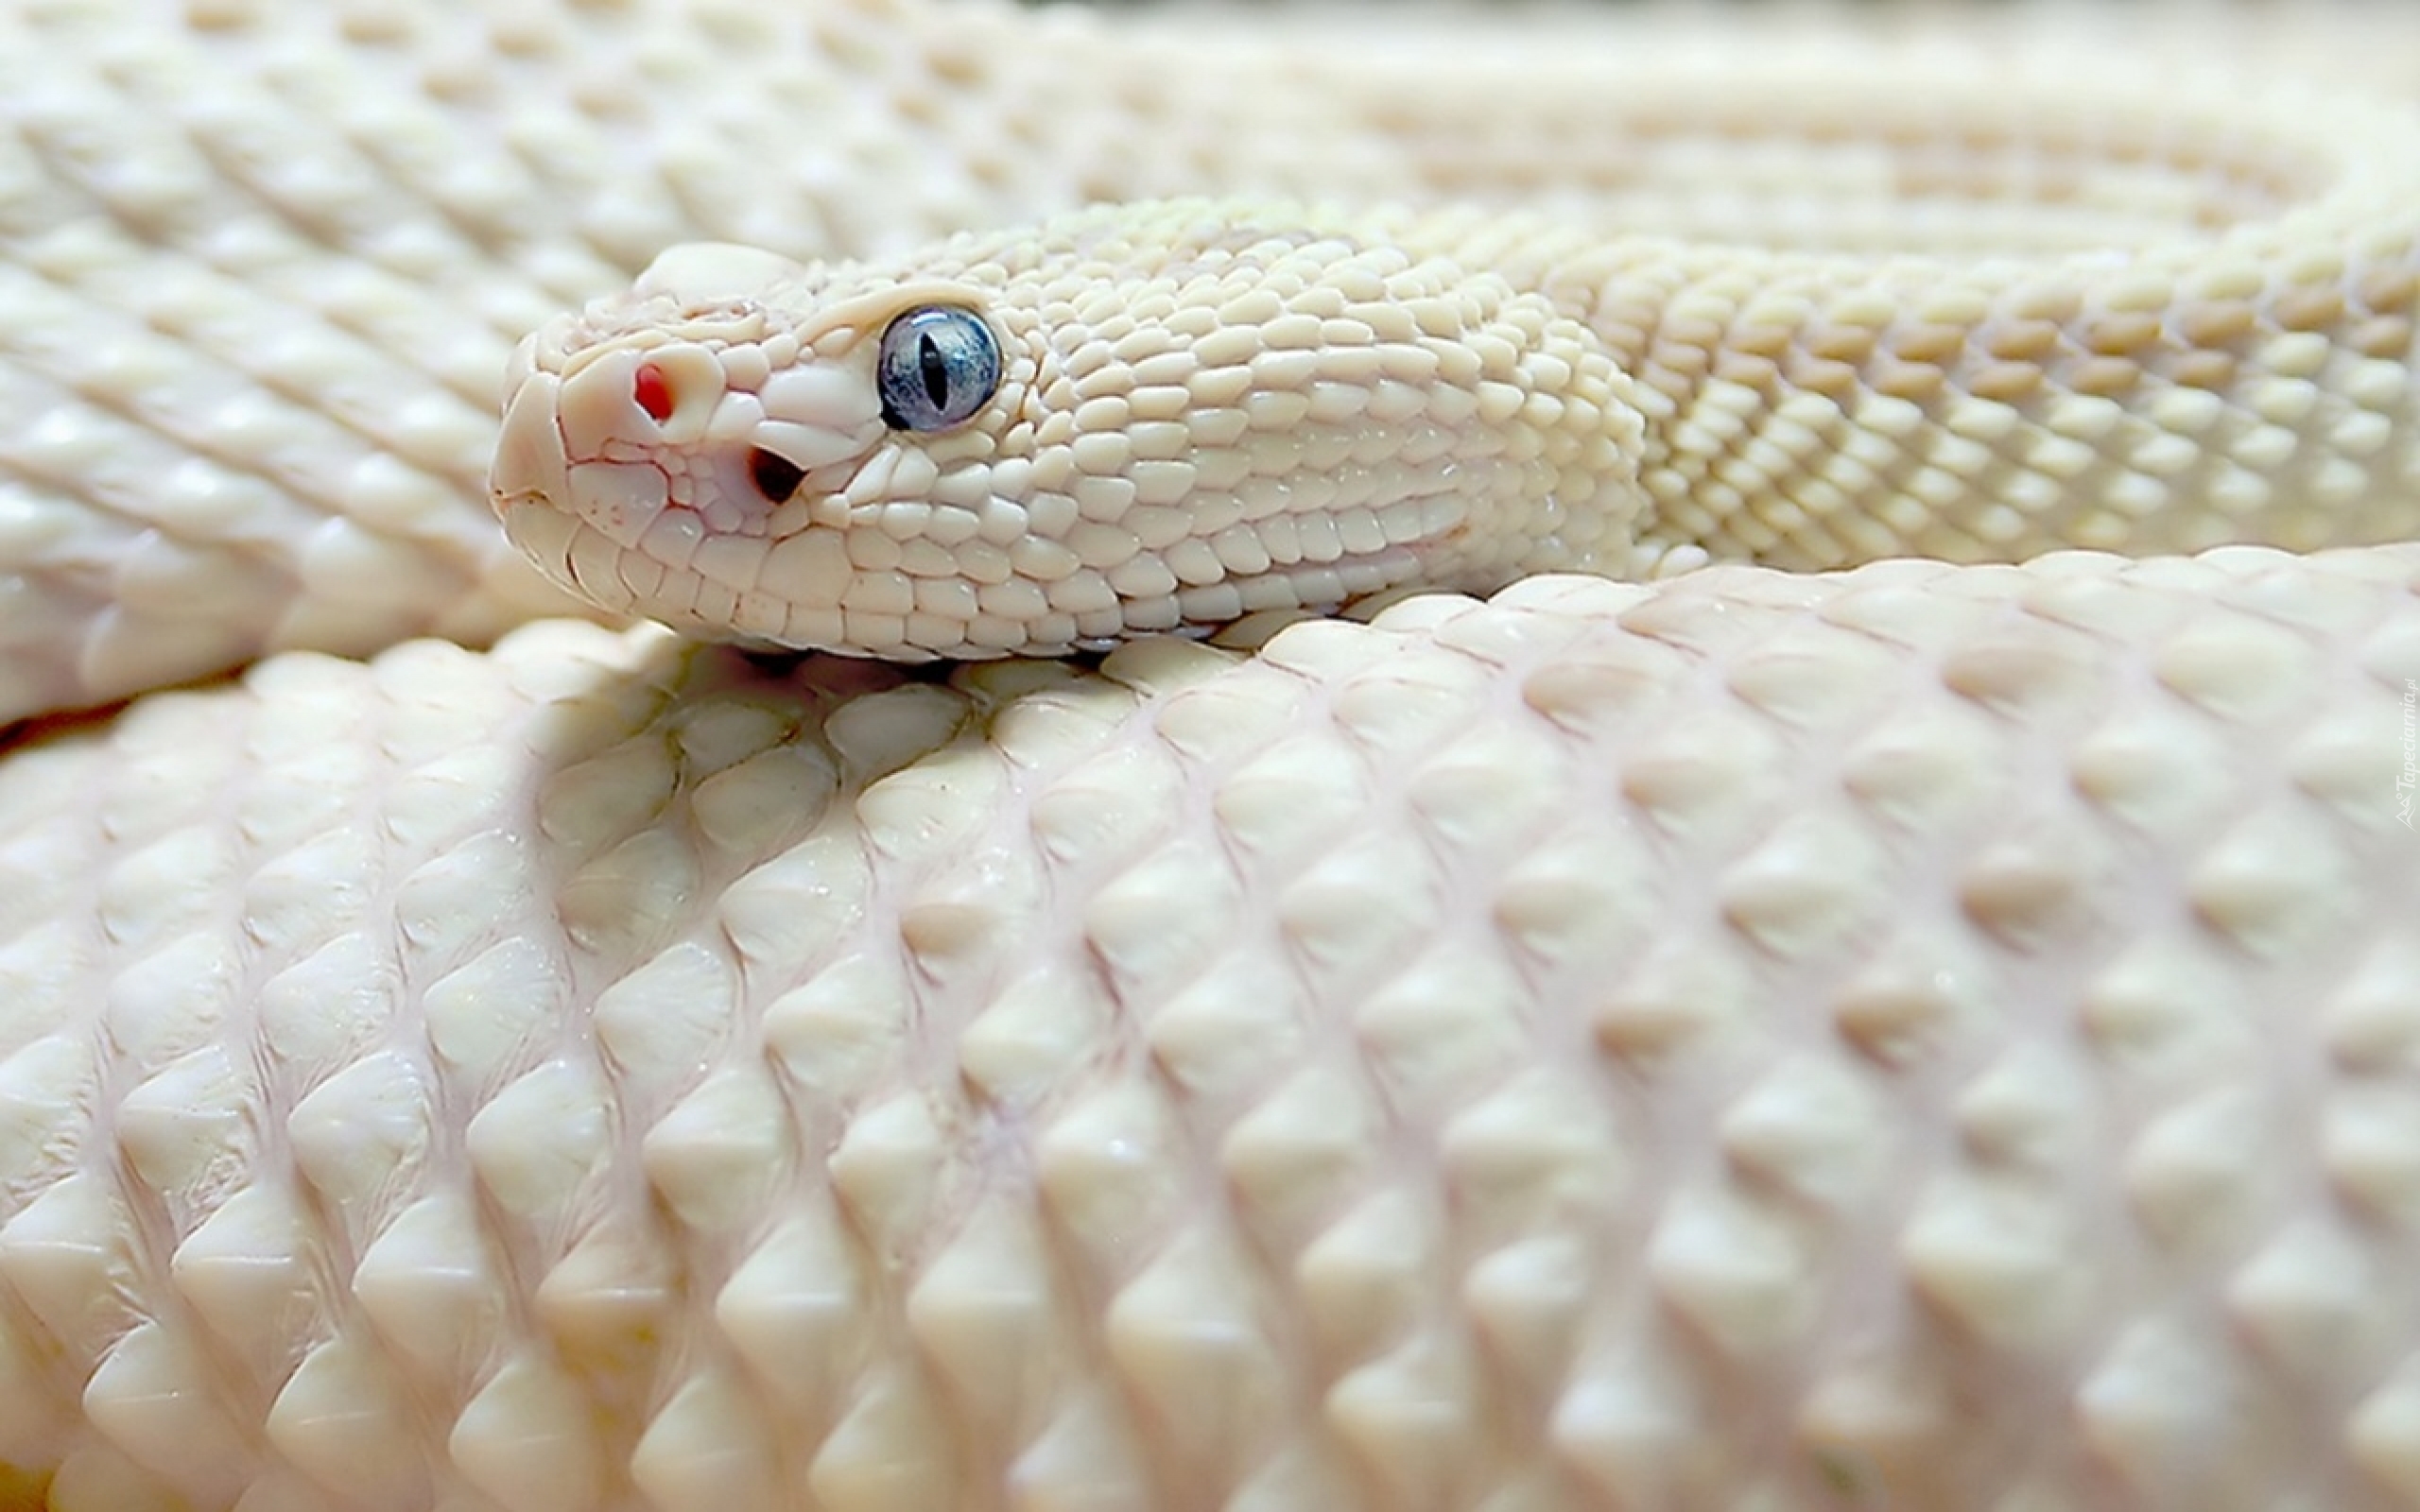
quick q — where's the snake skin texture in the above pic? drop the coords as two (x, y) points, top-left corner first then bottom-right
(492, 122), (2420, 660)
(5, 553), (2419, 1512)
(4, 1), (2420, 1510)
(0, 0), (1388, 722)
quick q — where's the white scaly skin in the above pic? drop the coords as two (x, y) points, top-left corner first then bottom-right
(6, 553), (2420, 1512)
(493, 202), (1660, 657)
(9, 0), (2420, 708)
(0, 0), (1413, 722)
(491, 58), (2420, 661)
(1, 2), (2419, 1511)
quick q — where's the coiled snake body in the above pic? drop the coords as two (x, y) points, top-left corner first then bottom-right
(3, 3), (2419, 1510)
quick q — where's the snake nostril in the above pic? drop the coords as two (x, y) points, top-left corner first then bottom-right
(633, 361), (674, 423)
(748, 447), (805, 503)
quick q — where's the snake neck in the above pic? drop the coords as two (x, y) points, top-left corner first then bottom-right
(1492, 215), (2420, 575)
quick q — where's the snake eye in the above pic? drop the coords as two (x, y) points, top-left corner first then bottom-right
(876, 305), (999, 432)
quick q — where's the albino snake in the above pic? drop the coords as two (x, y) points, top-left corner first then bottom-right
(3, 2), (2420, 1510)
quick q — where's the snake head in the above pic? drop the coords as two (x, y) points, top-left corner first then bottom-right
(490, 240), (1010, 659)
(491, 200), (1647, 661)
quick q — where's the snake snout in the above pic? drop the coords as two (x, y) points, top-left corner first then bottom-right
(490, 368), (569, 522)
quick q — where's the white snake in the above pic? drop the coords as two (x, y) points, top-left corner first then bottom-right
(3, 2), (2420, 1509)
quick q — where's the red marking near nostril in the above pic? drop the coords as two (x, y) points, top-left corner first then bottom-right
(633, 362), (673, 423)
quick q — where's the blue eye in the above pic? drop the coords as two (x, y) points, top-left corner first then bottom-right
(876, 305), (1000, 432)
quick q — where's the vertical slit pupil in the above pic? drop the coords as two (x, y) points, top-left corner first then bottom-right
(920, 334), (950, 410)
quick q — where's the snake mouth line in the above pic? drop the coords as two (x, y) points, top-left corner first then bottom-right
(500, 496), (1444, 661)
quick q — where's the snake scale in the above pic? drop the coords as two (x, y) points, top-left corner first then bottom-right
(4, 1), (2420, 1509)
